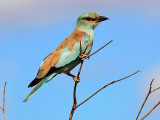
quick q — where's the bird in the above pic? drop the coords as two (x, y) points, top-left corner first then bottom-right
(23, 11), (109, 102)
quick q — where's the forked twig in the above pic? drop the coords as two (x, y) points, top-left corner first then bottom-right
(0, 82), (7, 120)
(69, 69), (140, 120)
(136, 79), (160, 120)
(69, 39), (140, 120)
(136, 79), (154, 120)
(69, 40), (113, 120)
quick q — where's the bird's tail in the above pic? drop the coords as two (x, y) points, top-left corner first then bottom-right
(23, 73), (57, 102)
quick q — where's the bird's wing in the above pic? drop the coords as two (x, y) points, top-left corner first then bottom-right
(36, 30), (89, 79)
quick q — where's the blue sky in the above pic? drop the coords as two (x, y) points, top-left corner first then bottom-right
(0, 0), (160, 120)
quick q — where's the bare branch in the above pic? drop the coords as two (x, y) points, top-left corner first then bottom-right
(136, 79), (154, 120)
(151, 87), (160, 93)
(77, 40), (84, 79)
(76, 70), (140, 108)
(0, 82), (7, 120)
(69, 39), (140, 120)
(69, 83), (78, 120)
(77, 62), (83, 78)
(3, 82), (7, 111)
(136, 79), (160, 120)
(140, 101), (160, 120)
(88, 39), (113, 58)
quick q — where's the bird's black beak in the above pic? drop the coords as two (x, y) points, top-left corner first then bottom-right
(96, 16), (109, 22)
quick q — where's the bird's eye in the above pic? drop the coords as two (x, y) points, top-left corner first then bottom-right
(86, 17), (90, 21)
(83, 17), (91, 21)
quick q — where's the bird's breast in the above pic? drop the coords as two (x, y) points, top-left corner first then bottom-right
(84, 31), (94, 55)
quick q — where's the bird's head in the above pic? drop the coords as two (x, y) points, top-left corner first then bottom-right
(75, 11), (109, 30)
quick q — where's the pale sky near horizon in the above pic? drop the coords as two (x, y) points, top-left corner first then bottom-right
(0, 0), (160, 120)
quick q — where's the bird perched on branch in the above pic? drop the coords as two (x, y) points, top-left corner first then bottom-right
(23, 11), (109, 102)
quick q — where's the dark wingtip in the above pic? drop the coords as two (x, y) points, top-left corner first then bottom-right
(28, 82), (34, 88)
(28, 84), (32, 88)
(28, 78), (41, 88)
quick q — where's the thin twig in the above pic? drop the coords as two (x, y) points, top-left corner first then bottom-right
(76, 70), (140, 108)
(3, 82), (7, 111)
(151, 87), (160, 93)
(136, 79), (154, 120)
(69, 83), (78, 120)
(136, 79), (160, 120)
(88, 39), (113, 58)
(77, 62), (83, 78)
(140, 101), (160, 120)
(0, 82), (7, 120)
(77, 40), (84, 79)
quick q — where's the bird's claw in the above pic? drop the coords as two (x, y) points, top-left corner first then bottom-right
(79, 54), (89, 61)
(74, 76), (80, 83)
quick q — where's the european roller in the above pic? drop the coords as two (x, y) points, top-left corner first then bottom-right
(23, 11), (108, 102)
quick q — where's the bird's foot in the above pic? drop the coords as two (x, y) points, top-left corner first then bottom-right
(74, 76), (80, 83)
(79, 54), (89, 61)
